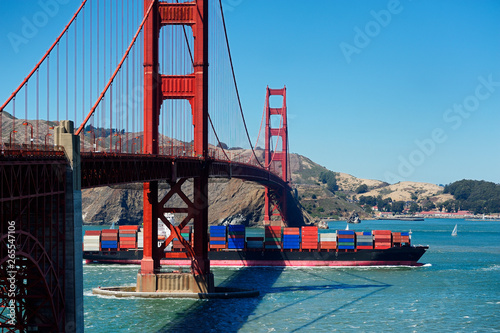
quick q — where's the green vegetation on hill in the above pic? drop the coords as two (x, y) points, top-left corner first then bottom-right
(292, 156), (329, 185)
(318, 170), (338, 193)
(443, 179), (500, 214)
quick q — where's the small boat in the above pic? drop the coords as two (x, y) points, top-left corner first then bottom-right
(451, 224), (458, 236)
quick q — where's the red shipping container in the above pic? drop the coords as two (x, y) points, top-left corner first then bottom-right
(101, 236), (118, 241)
(283, 228), (300, 235)
(210, 244), (226, 249)
(102, 229), (119, 234)
(374, 236), (392, 241)
(373, 230), (392, 235)
(337, 234), (355, 239)
(119, 225), (139, 230)
(210, 237), (226, 241)
(119, 230), (137, 234)
(302, 235), (318, 239)
(356, 245), (373, 250)
(319, 242), (337, 249)
(85, 230), (101, 236)
(119, 244), (137, 249)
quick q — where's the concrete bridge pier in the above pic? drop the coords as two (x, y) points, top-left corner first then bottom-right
(54, 120), (84, 332)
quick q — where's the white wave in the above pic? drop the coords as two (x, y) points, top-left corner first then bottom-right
(479, 264), (500, 272)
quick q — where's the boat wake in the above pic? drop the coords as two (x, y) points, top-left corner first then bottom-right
(479, 264), (500, 272)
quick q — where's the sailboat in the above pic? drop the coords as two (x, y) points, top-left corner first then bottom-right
(451, 224), (458, 236)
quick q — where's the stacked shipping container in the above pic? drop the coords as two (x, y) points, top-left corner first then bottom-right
(101, 229), (119, 249)
(137, 228), (144, 249)
(246, 228), (264, 249)
(228, 225), (245, 249)
(355, 231), (373, 250)
(265, 226), (282, 249)
(337, 230), (355, 250)
(373, 230), (392, 249)
(119, 226), (138, 249)
(392, 231), (410, 246)
(83, 230), (101, 251)
(209, 226), (226, 249)
(172, 226), (191, 250)
(84, 226), (414, 254)
(301, 226), (318, 250)
(282, 227), (300, 249)
(319, 231), (337, 250)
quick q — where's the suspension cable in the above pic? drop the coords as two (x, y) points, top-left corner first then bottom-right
(218, 0), (263, 167)
(0, 0), (88, 112)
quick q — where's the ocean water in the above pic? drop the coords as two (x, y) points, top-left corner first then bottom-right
(83, 219), (500, 332)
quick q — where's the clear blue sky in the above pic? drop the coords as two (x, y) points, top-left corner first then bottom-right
(0, 0), (499, 185)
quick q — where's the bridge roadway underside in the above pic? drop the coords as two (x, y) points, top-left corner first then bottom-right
(81, 153), (288, 191)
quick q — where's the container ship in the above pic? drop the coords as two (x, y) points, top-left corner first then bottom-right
(83, 223), (428, 267)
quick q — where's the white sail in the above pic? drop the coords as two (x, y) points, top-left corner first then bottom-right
(451, 224), (458, 236)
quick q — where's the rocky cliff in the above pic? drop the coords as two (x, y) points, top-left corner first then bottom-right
(82, 178), (310, 227)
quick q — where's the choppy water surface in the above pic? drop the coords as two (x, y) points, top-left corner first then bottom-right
(84, 219), (500, 332)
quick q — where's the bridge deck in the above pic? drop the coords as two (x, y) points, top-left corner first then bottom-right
(80, 152), (288, 190)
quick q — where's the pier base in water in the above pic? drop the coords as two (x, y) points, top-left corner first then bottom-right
(136, 271), (214, 293)
(92, 284), (258, 299)
(93, 268), (258, 299)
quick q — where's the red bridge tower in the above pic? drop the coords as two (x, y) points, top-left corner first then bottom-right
(264, 86), (289, 226)
(140, 0), (211, 292)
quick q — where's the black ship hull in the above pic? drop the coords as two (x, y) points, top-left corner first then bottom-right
(84, 245), (428, 267)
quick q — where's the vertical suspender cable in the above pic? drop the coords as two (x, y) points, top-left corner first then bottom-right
(57, 44), (59, 122)
(0, 0), (87, 113)
(75, 0), (155, 136)
(218, 0), (262, 167)
(74, 18), (77, 124)
(25, 84), (28, 139)
(36, 70), (39, 142)
(96, 0), (100, 138)
(82, 7), (85, 151)
(103, 0), (106, 143)
(89, 0), (93, 135)
(66, 33), (68, 120)
(47, 57), (50, 143)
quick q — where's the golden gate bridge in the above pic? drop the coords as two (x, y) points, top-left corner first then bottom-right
(0, 1), (301, 331)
